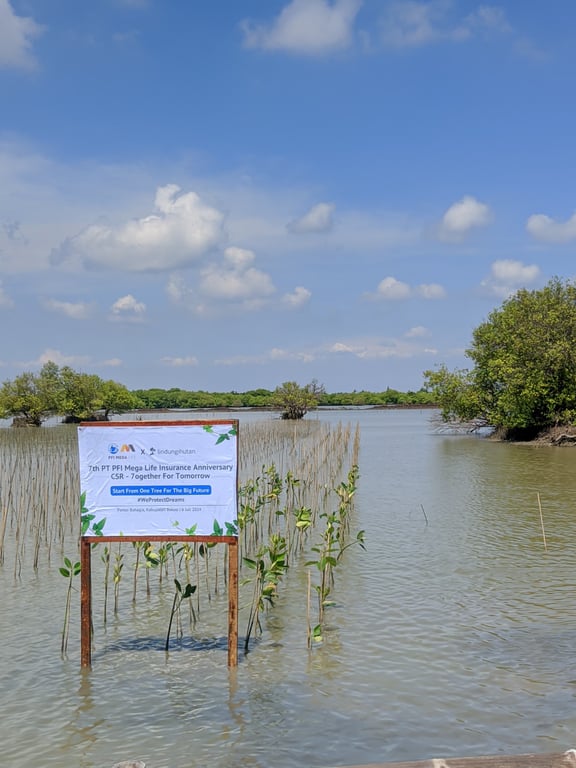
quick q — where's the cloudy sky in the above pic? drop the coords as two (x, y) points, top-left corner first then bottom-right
(0, 0), (574, 392)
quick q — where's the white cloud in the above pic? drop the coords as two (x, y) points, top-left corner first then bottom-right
(368, 277), (446, 301)
(110, 294), (146, 322)
(0, 0), (44, 70)
(51, 184), (225, 272)
(166, 274), (186, 304)
(405, 325), (431, 338)
(437, 195), (491, 241)
(216, 332), (439, 368)
(35, 348), (91, 367)
(282, 286), (311, 307)
(481, 259), (540, 298)
(417, 282), (446, 299)
(287, 202), (335, 233)
(269, 347), (315, 362)
(44, 299), (92, 319)
(380, 0), (452, 47)
(0, 280), (14, 308)
(241, 0), (362, 55)
(465, 5), (511, 34)
(199, 246), (276, 303)
(380, 1), (510, 48)
(375, 276), (412, 300)
(526, 211), (576, 244)
(161, 356), (198, 367)
(215, 348), (315, 365)
(168, 246), (281, 313)
(329, 336), (437, 359)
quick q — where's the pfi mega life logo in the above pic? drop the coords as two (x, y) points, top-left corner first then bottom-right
(108, 443), (135, 458)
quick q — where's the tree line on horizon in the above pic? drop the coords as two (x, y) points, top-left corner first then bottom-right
(131, 384), (435, 411)
(0, 361), (435, 426)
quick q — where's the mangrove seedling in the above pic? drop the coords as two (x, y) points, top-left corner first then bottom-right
(113, 544), (124, 616)
(165, 579), (197, 652)
(243, 534), (288, 653)
(100, 544), (111, 623)
(60, 556), (81, 656)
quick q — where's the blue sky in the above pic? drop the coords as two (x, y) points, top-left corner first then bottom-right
(0, 0), (574, 393)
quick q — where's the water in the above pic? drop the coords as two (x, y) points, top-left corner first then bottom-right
(2, 409), (576, 768)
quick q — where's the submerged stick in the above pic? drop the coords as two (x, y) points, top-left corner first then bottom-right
(537, 492), (547, 552)
(306, 569), (312, 649)
(0, 506), (7, 565)
(420, 504), (429, 526)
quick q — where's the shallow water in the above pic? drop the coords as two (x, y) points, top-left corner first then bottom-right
(2, 409), (576, 768)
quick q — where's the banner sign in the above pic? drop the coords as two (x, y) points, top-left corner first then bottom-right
(78, 421), (238, 537)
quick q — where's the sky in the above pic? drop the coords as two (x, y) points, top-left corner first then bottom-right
(0, 0), (575, 393)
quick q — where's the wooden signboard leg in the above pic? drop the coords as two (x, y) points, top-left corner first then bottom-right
(80, 538), (92, 669)
(228, 539), (239, 667)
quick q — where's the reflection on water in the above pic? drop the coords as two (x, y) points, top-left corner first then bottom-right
(2, 409), (576, 767)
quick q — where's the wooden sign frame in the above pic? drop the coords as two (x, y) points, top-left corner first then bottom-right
(78, 420), (239, 668)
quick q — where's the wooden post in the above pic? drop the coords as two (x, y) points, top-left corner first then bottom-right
(80, 537), (92, 669)
(228, 538), (239, 667)
(335, 751), (576, 768)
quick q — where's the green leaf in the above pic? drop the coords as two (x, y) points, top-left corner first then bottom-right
(59, 567), (70, 578)
(91, 517), (106, 536)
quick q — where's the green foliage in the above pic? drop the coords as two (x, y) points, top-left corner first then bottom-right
(306, 464), (364, 645)
(423, 365), (482, 423)
(0, 370), (47, 425)
(243, 534), (288, 653)
(0, 361), (139, 425)
(131, 384), (437, 410)
(424, 278), (576, 434)
(60, 555), (81, 656)
(272, 380), (324, 420)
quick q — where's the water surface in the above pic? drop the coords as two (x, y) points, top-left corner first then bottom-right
(2, 409), (576, 768)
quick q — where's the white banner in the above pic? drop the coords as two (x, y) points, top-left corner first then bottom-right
(78, 422), (238, 537)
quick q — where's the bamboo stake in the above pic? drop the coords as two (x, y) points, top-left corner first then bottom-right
(537, 492), (548, 552)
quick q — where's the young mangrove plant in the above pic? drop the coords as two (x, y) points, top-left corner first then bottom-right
(100, 545), (111, 623)
(243, 534), (288, 653)
(306, 466), (365, 646)
(143, 542), (160, 597)
(113, 544), (124, 616)
(60, 556), (81, 657)
(165, 579), (197, 652)
(176, 541), (198, 629)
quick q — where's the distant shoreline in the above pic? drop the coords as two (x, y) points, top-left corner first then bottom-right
(133, 403), (439, 414)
